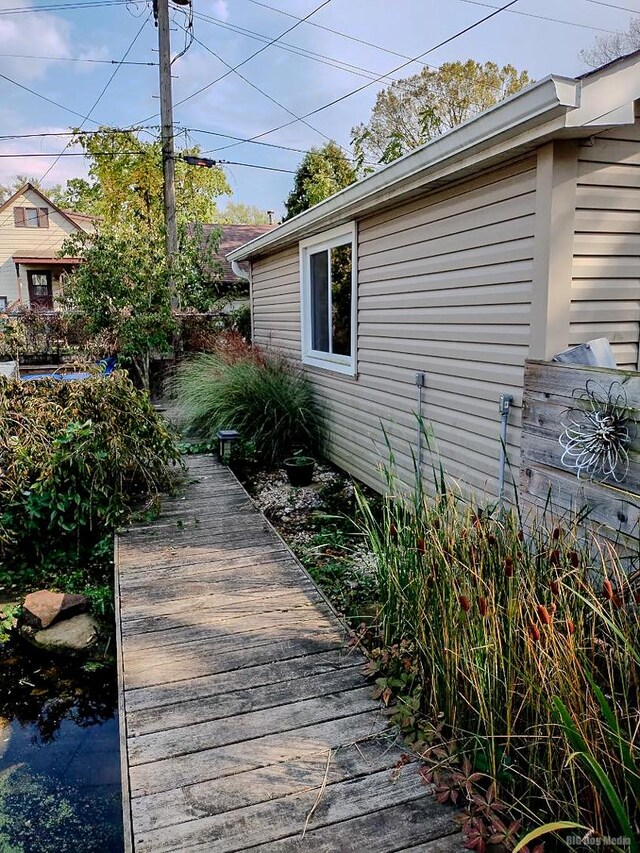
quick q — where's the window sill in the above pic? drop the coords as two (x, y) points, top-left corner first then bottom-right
(302, 354), (356, 377)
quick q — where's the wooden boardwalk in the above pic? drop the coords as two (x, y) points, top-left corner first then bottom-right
(116, 455), (461, 852)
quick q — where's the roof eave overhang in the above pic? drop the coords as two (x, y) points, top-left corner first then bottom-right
(228, 56), (640, 263)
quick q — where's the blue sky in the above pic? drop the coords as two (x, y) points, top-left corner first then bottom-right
(0, 0), (638, 218)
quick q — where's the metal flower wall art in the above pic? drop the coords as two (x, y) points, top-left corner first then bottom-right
(559, 380), (634, 483)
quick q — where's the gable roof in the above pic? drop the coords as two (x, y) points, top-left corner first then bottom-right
(200, 223), (276, 281)
(0, 182), (89, 232)
(229, 49), (640, 264)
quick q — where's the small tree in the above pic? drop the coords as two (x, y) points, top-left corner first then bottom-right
(217, 202), (272, 224)
(61, 224), (173, 389)
(284, 141), (357, 220)
(61, 223), (225, 389)
(352, 60), (533, 169)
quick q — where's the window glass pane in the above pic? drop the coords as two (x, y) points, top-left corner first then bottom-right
(25, 208), (40, 228)
(331, 243), (352, 356)
(310, 250), (329, 352)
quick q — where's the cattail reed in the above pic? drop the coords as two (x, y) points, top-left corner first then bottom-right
(537, 604), (552, 626)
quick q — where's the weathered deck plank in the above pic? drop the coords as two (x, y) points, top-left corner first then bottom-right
(116, 456), (461, 851)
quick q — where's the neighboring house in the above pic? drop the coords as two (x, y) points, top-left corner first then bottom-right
(229, 51), (640, 497)
(200, 223), (275, 294)
(0, 183), (92, 311)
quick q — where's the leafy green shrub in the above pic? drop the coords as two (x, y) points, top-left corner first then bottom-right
(0, 372), (182, 583)
(174, 336), (323, 466)
(357, 456), (640, 848)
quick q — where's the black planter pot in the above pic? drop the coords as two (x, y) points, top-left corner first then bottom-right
(283, 457), (315, 487)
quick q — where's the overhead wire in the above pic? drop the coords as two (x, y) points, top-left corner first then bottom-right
(0, 69), (105, 123)
(190, 10), (408, 84)
(0, 151), (295, 172)
(458, 0), (624, 32)
(0, 126), (316, 156)
(134, 0), (335, 124)
(171, 1), (194, 66)
(0, 0), (143, 15)
(240, 0), (436, 68)
(39, 11), (151, 182)
(579, 0), (640, 13)
(175, 23), (352, 156)
(207, 0), (521, 154)
(0, 52), (156, 65)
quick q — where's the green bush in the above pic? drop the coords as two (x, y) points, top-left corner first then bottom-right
(0, 372), (182, 583)
(174, 337), (323, 466)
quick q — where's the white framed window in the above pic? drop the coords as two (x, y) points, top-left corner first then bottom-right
(299, 223), (357, 375)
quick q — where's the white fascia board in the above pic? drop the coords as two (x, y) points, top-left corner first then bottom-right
(228, 75), (579, 263)
(566, 51), (640, 127)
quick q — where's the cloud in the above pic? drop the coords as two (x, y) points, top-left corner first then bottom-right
(0, 0), (71, 79)
(203, 0), (229, 21)
(74, 43), (111, 74)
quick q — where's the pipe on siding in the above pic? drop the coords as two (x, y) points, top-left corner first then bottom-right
(415, 372), (426, 493)
(498, 394), (513, 509)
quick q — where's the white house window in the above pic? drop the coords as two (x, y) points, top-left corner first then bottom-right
(300, 223), (356, 375)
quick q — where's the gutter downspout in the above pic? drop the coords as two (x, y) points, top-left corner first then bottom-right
(415, 372), (425, 496)
(498, 394), (513, 509)
(231, 260), (252, 339)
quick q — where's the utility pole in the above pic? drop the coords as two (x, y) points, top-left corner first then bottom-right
(154, 0), (179, 308)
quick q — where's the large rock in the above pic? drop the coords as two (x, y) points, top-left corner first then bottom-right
(22, 590), (90, 630)
(0, 718), (10, 761)
(25, 613), (99, 654)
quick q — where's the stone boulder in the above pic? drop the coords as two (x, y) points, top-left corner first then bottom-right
(24, 613), (99, 654)
(0, 718), (10, 761)
(21, 590), (90, 630)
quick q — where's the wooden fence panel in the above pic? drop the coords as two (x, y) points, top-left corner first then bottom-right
(520, 359), (640, 553)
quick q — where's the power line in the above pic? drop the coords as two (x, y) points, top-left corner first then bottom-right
(240, 0), (437, 69)
(0, 52), (156, 66)
(0, 69), (103, 123)
(0, 0), (139, 14)
(0, 151), (145, 157)
(458, 0), (624, 32)
(0, 126), (316, 157)
(178, 24), (351, 156)
(0, 149), (295, 173)
(39, 12), (151, 182)
(190, 10), (404, 85)
(184, 129), (312, 155)
(0, 128), (159, 141)
(580, 0), (640, 13)
(209, 0), (520, 154)
(221, 160), (295, 174)
(134, 0), (334, 124)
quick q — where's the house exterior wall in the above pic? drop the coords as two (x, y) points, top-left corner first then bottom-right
(252, 157), (537, 494)
(570, 120), (640, 369)
(0, 188), (80, 307)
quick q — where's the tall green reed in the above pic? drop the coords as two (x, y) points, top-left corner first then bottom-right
(356, 430), (639, 844)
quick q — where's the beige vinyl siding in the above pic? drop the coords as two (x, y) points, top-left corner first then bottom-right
(0, 188), (81, 306)
(570, 123), (640, 369)
(252, 158), (536, 496)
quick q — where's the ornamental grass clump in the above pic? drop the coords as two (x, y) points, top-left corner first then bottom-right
(357, 453), (639, 848)
(174, 335), (323, 466)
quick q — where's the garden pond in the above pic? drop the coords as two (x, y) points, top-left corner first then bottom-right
(0, 617), (123, 853)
